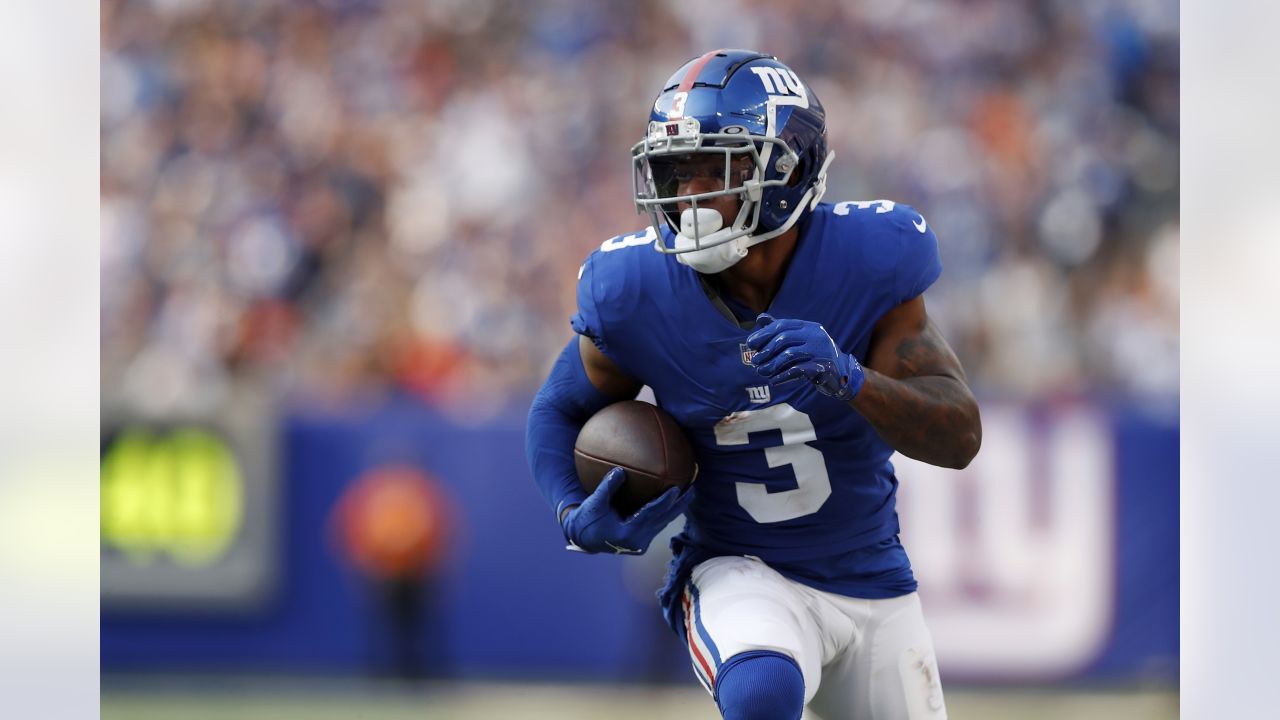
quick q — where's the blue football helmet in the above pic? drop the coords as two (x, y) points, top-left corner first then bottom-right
(632, 49), (834, 261)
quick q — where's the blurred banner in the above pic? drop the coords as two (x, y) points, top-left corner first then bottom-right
(101, 393), (1176, 684)
(897, 400), (1178, 682)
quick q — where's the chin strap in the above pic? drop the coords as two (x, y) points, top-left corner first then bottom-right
(808, 150), (835, 210)
(743, 150), (837, 249)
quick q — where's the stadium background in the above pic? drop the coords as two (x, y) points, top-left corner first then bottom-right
(100, 0), (1179, 717)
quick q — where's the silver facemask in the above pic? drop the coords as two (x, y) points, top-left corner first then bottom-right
(631, 116), (833, 267)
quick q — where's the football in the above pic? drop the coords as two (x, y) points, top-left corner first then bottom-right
(573, 400), (697, 517)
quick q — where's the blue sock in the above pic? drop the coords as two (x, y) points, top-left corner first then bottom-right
(714, 650), (804, 720)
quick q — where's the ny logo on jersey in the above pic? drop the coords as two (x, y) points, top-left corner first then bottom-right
(746, 385), (771, 404)
(749, 66), (808, 102)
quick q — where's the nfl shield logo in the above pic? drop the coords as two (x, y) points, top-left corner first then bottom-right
(740, 343), (757, 366)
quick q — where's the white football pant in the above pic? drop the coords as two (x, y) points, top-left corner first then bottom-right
(681, 555), (946, 720)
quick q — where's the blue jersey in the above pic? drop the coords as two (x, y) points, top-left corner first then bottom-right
(572, 200), (941, 600)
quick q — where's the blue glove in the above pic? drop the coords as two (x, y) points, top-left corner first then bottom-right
(562, 467), (692, 555)
(746, 313), (866, 402)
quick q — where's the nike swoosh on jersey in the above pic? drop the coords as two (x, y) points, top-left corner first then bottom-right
(912, 215), (927, 233)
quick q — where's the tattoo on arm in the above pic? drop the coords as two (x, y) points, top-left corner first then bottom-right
(853, 319), (982, 469)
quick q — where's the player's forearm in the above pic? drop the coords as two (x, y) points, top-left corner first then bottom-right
(850, 370), (981, 469)
(526, 339), (614, 521)
(527, 394), (590, 518)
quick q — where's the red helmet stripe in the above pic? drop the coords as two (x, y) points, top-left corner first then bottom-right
(676, 49), (726, 95)
(668, 49), (726, 120)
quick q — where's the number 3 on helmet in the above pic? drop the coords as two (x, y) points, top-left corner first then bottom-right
(631, 49), (835, 258)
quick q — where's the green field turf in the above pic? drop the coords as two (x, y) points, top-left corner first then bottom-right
(102, 678), (1178, 720)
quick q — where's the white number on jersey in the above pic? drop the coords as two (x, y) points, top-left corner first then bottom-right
(714, 404), (832, 523)
(833, 199), (896, 215)
(600, 226), (656, 252)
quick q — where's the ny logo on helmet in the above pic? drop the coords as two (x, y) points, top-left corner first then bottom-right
(750, 67), (808, 102)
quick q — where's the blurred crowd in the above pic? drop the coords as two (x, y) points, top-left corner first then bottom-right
(101, 0), (1179, 420)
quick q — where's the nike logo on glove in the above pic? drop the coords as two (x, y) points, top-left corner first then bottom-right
(913, 214), (927, 233)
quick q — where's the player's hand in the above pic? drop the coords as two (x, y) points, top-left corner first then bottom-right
(746, 313), (866, 402)
(561, 467), (692, 555)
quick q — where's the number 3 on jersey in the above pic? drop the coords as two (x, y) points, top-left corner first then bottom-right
(714, 404), (832, 523)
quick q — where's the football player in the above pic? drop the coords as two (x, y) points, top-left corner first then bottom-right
(526, 50), (981, 720)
